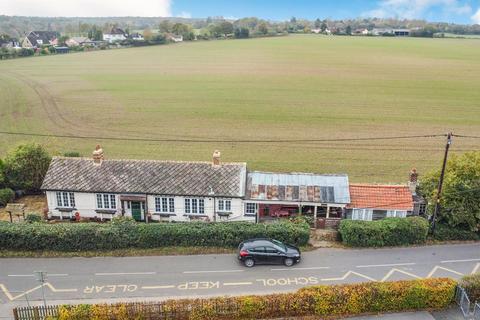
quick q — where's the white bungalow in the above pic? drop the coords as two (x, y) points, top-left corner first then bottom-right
(103, 28), (127, 43)
(41, 147), (253, 223)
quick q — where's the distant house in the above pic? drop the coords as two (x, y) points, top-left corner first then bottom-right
(393, 29), (410, 36)
(65, 37), (94, 47)
(0, 37), (19, 48)
(22, 31), (59, 48)
(345, 184), (415, 221)
(103, 28), (127, 43)
(311, 28), (321, 34)
(354, 28), (369, 35)
(166, 34), (183, 42)
(129, 33), (144, 41)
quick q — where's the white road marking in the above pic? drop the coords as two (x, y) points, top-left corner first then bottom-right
(356, 263), (416, 268)
(441, 259), (480, 263)
(223, 282), (253, 286)
(7, 275), (34, 277)
(95, 272), (156, 276)
(183, 270), (244, 274)
(427, 266), (463, 278)
(321, 271), (376, 282)
(141, 285), (176, 290)
(7, 274), (68, 277)
(0, 283), (77, 301)
(471, 263), (480, 274)
(381, 268), (421, 282)
(271, 267), (330, 271)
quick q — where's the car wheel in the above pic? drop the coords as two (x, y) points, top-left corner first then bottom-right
(244, 258), (255, 268)
(284, 258), (294, 267)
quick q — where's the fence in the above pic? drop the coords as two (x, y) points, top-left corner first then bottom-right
(13, 305), (58, 320)
(456, 286), (480, 320)
(474, 303), (480, 320)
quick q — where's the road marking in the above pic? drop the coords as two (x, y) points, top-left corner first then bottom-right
(95, 272), (156, 276)
(271, 267), (330, 271)
(0, 283), (77, 301)
(8, 273), (68, 277)
(441, 259), (480, 263)
(381, 268), (421, 282)
(427, 266), (463, 278)
(141, 285), (176, 290)
(471, 263), (480, 274)
(321, 271), (376, 282)
(7, 275), (34, 277)
(183, 270), (244, 274)
(223, 282), (253, 286)
(356, 263), (416, 268)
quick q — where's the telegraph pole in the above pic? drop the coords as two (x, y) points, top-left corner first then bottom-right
(431, 132), (453, 234)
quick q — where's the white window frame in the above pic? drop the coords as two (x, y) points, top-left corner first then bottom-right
(185, 198), (205, 214)
(386, 210), (407, 218)
(155, 196), (175, 213)
(96, 194), (117, 210)
(217, 199), (232, 212)
(245, 203), (258, 216)
(56, 191), (75, 208)
(352, 209), (373, 221)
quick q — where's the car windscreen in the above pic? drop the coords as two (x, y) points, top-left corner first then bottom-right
(271, 239), (286, 252)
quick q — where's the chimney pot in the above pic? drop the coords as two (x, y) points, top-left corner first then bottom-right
(212, 150), (221, 166)
(409, 168), (418, 194)
(93, 144), (104, 165)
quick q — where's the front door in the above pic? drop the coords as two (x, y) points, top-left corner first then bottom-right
(131, 202), (142, 221)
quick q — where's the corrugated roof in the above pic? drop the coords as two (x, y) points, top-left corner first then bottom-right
(41, 157), (246, 198)
(246, 171), (350, 204)
(347, 184), (413, 211)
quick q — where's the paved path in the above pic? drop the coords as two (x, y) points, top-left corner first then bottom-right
(0, 243), (478, 319)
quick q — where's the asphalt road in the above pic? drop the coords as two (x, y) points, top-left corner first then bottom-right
(0, 243), (479, 318)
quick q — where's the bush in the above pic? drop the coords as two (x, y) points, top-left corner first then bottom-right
(48, 278), (456, 320)
(432, 223), (480, 241)
(63, 151), (81, 157)
(0, 188), (15, 207)
(25, 214), (42, 223)
(460, 273), (480, 303)
(0, 220), (309, 252)
(339, 217), (429, 247)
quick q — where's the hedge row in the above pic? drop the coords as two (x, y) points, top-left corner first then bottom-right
(432, 223), (480, 241)
(339, 217), (429, 247)
(0, 219), (309, 251)
(46, 278), (456, 320)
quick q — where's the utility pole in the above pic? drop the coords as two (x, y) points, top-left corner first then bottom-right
(34, 271), (47, 307)
(431, 132), (453, 234)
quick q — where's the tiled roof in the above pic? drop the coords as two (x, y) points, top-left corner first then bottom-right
(41, 157), (246, 197)
(246, 171), (350, 204)
(347, 184), (413, 211)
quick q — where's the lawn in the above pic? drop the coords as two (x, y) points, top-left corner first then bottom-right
(0, 35), (479, 182)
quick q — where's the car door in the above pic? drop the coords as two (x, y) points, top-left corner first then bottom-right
(264, 246), (283, 264)
(249, 246), (267, 264)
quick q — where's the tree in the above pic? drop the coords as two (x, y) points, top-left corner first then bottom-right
(346, 25), (352, 35)
(218, 21), (234, 37)
(321, 22), (328, 32)
(0, 188), (14, 207)
(88, 25), (103, 41)
(234, 27), (249, 39)
(143, 28), (153, 41)
(3, 143), (51, 192)
(58, 35), (69, 46)
(159, 20), (172, 33)
(314, 19), (321, 29)
(419, 151), (480, 232)
(257, 22), (269, 35)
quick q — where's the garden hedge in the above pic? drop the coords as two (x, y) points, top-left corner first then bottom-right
(460, 273), (480, 303)
(45, 278), (456, 320)
(0, 219), (309, 251)
(432, 223), (480, 241)
(339, 217), (429, 247)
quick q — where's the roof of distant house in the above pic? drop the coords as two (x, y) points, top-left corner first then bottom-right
(26, 31), (59, 46)
(107, 28), (126, 35)
(347, 184), (413, 211)
(41, 157), (247, 198)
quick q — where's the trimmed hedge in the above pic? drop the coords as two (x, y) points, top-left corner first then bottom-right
(48, 278), (456, 320)
(339, 217), (429, 247)
(432, 224), (480, 241)
(0, 219), (309, 251)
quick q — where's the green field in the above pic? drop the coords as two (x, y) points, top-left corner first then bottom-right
(0, 35), (479, 182)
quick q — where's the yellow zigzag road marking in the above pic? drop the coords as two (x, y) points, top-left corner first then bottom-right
(321, 271), (376, 282)
(472, 263), (480, 274)
(0, 283), (77, 301)
(381, 268), (422, 282)
(427, 266), (463, 278)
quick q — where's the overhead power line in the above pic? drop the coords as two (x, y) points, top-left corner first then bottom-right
(0, 130), (448, 144)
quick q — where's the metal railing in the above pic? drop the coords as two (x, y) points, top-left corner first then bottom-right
(473, 303), (480, 320)
(456, 286), (472, 317)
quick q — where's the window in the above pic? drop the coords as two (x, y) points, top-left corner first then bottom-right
(249, 247), (265, 253)
(352, 209), (373, 221)
(185, 198), (205, 214)
(155, 197), (175, 213)
(320, 186), (335, 203)
(245, 203), (257, 215)
(265, 247), (278, 254)
(96, 194), (117, 210)
(218, 199), (232, 212)
(386, 210), (407, 218)
(56, 192), (75, 208)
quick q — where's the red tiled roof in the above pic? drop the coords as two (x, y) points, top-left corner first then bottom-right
(347, 184), (413, 211)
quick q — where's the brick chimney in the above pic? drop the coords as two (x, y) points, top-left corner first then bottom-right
(212, 150), (221, 166)
(92, 144), (104, 165)
(409, 168), (418, 194)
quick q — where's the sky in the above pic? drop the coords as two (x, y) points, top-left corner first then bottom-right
(1, 0), (479, 24)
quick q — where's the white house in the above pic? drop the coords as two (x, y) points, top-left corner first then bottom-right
(41, 147), (253, 223)
(103, 28), (127, 43)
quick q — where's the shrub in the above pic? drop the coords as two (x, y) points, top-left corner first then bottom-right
(460, 273), (480, 303)
(25, 214), (42, 223)
(0, 220), (309, 251)
(63, 151), (81, 157)
(0, 188), (15, 207)
(339, 217), (429, 247)
(432, 223), (479, 241)
(47, 279), (456, 320)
